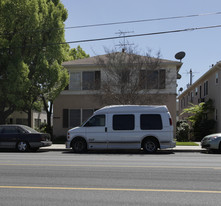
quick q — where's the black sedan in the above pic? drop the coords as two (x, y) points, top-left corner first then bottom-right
(0, 125), (52, 152)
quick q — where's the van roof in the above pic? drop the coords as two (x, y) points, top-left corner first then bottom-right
(94, 105), (168, 114)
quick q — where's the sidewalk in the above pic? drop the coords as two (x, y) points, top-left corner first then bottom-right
(41, 143), (204, 152)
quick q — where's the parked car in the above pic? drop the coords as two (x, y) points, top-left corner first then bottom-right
(0, 125), (52, 152)
(66, 105), (175, 153)
(201, 133), (221, 152)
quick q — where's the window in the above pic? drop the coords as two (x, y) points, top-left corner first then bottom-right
(83, 71), (101, 90)
(69, 72), (81, 90)
(113, 115), (135, 130)
(82, 109), (94, 123)
(140, 114), (162, 130)
(204, 81), (208, 96)
(0, 127), (3, 134)
(84, 115), (105, 127)
(34, 119), (41, 128)
(63, 109), (69, 128)
(70, 109), (81, 127)
(63, 108), (96, 128)
(199, 85), (202, 98)
(191, 92), (194, 103)
(215, 72), (219, 84)
(16, 118), (28, 126)
(140, 69), (166, 89)
(69, 71), (101, 91)
(195, 87), (198, 96)
(2, 127), (18, 134)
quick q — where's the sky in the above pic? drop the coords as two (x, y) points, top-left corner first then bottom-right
(60, 0), (221, 92)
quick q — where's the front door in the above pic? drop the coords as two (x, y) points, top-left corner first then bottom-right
(83, 114), (107, 149)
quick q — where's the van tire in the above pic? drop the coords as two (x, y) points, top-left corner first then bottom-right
(71, 138), (87, 153)
(143, 139), (158, 154)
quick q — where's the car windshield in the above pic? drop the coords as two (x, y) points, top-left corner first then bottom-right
(22, 125), (39, 133)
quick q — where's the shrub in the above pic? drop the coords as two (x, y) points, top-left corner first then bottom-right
(176, 121), (190, 142)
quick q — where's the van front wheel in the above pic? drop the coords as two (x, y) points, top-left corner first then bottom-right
(143, 139), (158, 154)
(72, 138), (87, 153)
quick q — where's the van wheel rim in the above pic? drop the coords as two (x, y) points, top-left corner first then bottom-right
(74, 142), (84, 151)
(145, 141), (156, 152)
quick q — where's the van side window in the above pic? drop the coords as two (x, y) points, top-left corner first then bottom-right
(84, 115), (105, 127)
(113, 115), (134, 130)
(140, 114), (162, 130)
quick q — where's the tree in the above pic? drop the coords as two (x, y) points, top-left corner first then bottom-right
(69, 45), (90, 60)
(95, 47), (166, 105)
(0, 0), (69, 125)
(181, 99), (216, 141)
(41, 45), (89, 135)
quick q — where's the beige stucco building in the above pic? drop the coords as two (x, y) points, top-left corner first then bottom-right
(6, 110), (47, 128)
(53, 54), (182, 137)
(178, 62), (221, 132)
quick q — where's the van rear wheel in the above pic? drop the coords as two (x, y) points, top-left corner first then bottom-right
(72, 138), (87, 153)
(143, 139), (158, 154)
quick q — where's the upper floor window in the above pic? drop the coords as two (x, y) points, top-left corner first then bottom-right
(139, 69), (166, 89)
(195, 87), (198, 96)
(69, 71), (101, 91)
(204, 81), (208, 96)
(215, 72), (219, 84)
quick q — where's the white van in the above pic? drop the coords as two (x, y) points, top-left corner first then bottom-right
(66, 105), (175, 153)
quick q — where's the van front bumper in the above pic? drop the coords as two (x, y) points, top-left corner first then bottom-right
(66, 141), (71, 149)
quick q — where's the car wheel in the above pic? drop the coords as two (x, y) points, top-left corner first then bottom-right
(17, 141), (29, 152)
(72, 138), (87, 153)
(143, 139), (158, 154)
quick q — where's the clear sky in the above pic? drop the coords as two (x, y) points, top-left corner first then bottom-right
(61, 0), (221, 92)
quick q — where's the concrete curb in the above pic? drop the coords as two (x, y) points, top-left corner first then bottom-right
(40, 144), (205, 153)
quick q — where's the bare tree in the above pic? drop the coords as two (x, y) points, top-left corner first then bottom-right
(95, 47), (170, 105)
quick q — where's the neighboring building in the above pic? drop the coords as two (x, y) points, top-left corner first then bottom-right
(178, 62), (221, 132)
(6, 110), (47, 129)
(53, 54), (182, 137)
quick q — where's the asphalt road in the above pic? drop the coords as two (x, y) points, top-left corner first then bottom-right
(0, 150), (221, 206)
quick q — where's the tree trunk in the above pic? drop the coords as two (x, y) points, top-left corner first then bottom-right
(42, 96), (53, 136)
(0, 107), (14, 124)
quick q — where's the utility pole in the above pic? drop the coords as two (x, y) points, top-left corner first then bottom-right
(190, 69), (193, 85)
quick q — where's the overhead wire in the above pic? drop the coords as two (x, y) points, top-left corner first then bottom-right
(3, 24), (221, 49)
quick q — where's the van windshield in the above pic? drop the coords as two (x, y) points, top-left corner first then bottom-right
(83, 115), (105, 127)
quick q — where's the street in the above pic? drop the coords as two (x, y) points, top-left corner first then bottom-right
(0, 150), (221, 206)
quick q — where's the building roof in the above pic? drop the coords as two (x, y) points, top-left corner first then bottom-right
(62, 53), (182, 70)
(178, 61), (221, 99)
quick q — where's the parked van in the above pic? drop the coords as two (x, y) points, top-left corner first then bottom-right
(66, 105), (175, 153)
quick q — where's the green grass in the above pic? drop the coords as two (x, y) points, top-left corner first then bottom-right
(176, 142), (199, 146)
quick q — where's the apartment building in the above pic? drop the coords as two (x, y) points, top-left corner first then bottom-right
(178, 62), (221, 132)
(6, 110), (47, 128)
(53, 53), (182, 137)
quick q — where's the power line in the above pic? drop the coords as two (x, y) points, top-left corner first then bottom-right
(2, 24), (221, 49)
(65, 11), (221, 30)
(64, 24), (221, 45)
